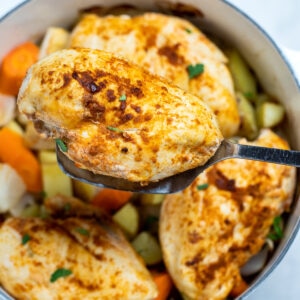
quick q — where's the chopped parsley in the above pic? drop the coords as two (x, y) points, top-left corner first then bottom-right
(119, 94), (127, 101)
(50, 268), (72, 283)
(185, 28), (192, 34)
(197, 183), (209, 190)
(187, 63), (204, 79)
(106, 126), (123, 133)
(63, 202), (71, 212)
(267, 216), (283, 241)
(22, 233), (31, 245)
(244, 92), (255, 100)
(75, 227), (89, 236)
(55, 138), (68, 152)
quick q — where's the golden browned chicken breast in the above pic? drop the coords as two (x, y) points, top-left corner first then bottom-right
(69, 13), (240, 137)
(17, 48), (223, 183)
(159, 129), (296, 300)
(0, 195), (157, 300)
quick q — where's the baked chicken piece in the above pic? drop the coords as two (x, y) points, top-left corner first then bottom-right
(17, 48), (223, 183)
(69, 12), (240, 137)
(159, 129), (296, 300)
(0, 195), (157, 300)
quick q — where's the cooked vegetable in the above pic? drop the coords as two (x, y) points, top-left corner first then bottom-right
(0, 94), (15, 126)
(237, 92), (258, 140)
(112, 202), (139, 239)
(256, 101), (285, 128)
(0, 42), (39, 95)
(92, 189), (133, 212)
(131, 231), (162, 265)
(72, 180), (99, 202)
(0, 163), (26, 213)
(4, 120), (24, 136)
(39, 27), (70, 59)
(41, 153), (72, 198)
(229, 278), (249, 298)
(140, 194), (165, 205)
(38, 150), (57, 164)
(20, 203), (41, 218)
(0, 128), (42, 192)
(151, 271), (173, 300)
(227, 48), (257, 100)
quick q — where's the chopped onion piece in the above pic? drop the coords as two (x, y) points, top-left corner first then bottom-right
(0, 94), (15, 126)
(0, 164), (26, 213)
(240, 245), (269, 276)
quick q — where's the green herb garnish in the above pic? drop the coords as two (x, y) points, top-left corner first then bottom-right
(187, 63), (205, 79)
(185, 28), (192, 34)
(50, 268), (72, 283)
(244, 92), (255, 100)
(267, 216), (283, 241)
(63, 202), (71, 212)
(197, 183), (209, 190)
(119, 94), (127, 101)
(55, 138), (68, 152)
(22, 233), (31, 245)
(106, 126), (123, 133)
(75, 227), (89, 236)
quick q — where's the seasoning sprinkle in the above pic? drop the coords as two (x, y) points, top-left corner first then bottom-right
(197, 183), (209, 191)
(119, 94), (127, 101)
(22, 233), (31, 245)
(185, 28), (192, 34)
(106, 126), (123, 133)
(50, 268), (72, 283)
(75, 227), (89, 236)
(55, 138), (68, 152)
(187, 63), (204, 79)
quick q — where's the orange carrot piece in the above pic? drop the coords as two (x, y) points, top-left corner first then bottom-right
(91, 188), (133, 212)
(151, 271), (173, 300)
(229, 278), (249, 298)
(0, 127), (42, 192)
(0, 41), (39, 95)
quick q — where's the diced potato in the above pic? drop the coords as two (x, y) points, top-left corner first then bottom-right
(237, 92), (258, 140)
(227, 49), (257, 100)
(39, 27), (70, 59)
(140, 193), (165, 205)
(73, 180), (100, 202)
(41, 152), (72, 198)
(113, 202), (139, 239)
(38, 150), (57, 164)
(131, 231), (162, 265)
(0, 164), (26, 213)
(256, 101), (285, 128)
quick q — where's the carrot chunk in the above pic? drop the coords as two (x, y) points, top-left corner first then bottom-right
(0, 128), (42, 192)
(151, 271), (173, 300)
(91, 188), (132, 212)
(0, 42), (39, 95)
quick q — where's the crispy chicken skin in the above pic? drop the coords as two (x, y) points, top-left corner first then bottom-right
(159, 129), (296, 300)
(17, 48), (223, 182)
(69, 13), (240, 137)
(0, 195), (157, 300)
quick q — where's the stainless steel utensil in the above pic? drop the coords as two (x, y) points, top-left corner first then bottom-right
(56, 139), (300, 194)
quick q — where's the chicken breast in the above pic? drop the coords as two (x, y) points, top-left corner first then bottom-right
(17, 48), (223, 183)
(159, 129), (296, 300)
(0, 195), (157, 300)
(69, 13), (240, 137)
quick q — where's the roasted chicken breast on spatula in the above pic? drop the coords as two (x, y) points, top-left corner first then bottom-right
(69, 13), (240, 137)
(17, 48), (223, 183)
(0, 195), (157, 300)
(159, 129), (296, 300)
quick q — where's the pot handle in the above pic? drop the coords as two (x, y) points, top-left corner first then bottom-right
(281, 46), (300, 84)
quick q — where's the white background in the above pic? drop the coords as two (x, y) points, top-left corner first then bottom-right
(1, 1), (300, 299)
